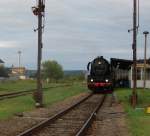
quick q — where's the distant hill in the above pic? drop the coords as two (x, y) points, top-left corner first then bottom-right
(63, 70), (86, 76)
(26, 70), (86, 77)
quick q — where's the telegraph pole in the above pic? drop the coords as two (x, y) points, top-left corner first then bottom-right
(32, 0), (45, 107)
(143, 31), (149, 89)
(131, 0), (138, 108)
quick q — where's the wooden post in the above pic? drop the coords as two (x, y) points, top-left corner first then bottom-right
(131, 0), (138, 108)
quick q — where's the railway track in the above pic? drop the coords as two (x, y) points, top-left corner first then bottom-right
(17, 93), (107, 136)
(0, 84), (71, 101)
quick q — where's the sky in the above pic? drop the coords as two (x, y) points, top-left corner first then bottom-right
(0, 0), (150, 70)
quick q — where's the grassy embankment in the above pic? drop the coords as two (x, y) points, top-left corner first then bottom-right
(0, 80), (68, 95)
(0, 81), (87, 119)
(116, 88), (150, 136)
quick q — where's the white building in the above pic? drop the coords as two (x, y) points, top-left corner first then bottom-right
(130, 63), (150, 88)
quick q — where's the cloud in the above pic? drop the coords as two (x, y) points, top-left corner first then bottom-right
(0, 0), (150, 69)
(0, 41), (19, 48)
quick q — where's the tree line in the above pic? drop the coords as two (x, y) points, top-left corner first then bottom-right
(0, 60), (85, 82)
(41, 60), (85, 82)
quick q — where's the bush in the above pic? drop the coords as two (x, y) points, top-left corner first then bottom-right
(42, 60), (64, 81)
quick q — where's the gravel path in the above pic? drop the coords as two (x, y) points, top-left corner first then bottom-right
(86, 94), (131, 136)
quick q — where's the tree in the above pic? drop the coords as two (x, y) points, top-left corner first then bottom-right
(42, 60), (64, 81)
(0, 66), (9, 77)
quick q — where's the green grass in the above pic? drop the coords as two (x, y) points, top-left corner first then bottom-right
(116, 88), (150, 136)
(0, 82), (88, 119)
(0, 80), (69, 95)
(44, 82), (87, 105)
(0, 80), (36, 94)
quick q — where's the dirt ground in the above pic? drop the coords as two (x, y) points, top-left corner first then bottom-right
(0, 93), (131, 136)
(86, 95), (131, 136)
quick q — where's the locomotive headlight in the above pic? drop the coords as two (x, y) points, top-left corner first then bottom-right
(98, 61), (101, 65)
(91, 79), (94, 82)
(105, 79), (109, 82)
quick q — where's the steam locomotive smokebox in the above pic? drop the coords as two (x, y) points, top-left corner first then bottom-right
(87, 56), (113, 93)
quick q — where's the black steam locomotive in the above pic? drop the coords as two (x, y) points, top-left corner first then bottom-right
(87, 56), (113, 93)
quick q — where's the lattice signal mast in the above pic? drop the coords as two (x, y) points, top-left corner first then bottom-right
(32, 0), (45, 107)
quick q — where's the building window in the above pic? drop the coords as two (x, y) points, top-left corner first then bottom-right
(146, 69), (150, 80)
(136, 68), (141, 80)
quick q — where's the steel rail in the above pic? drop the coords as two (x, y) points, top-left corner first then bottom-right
(75, 94), (106, 136)
(17, 93), (93, 136)
(0, 84), (71, 100)
(0, 90), (34, 100)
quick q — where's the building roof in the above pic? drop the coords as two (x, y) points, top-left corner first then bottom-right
(0, 59), (4, 63)
(111, 58), (133, 70)
(110, 58), (150, 70)
(137, 58), (150, 64)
